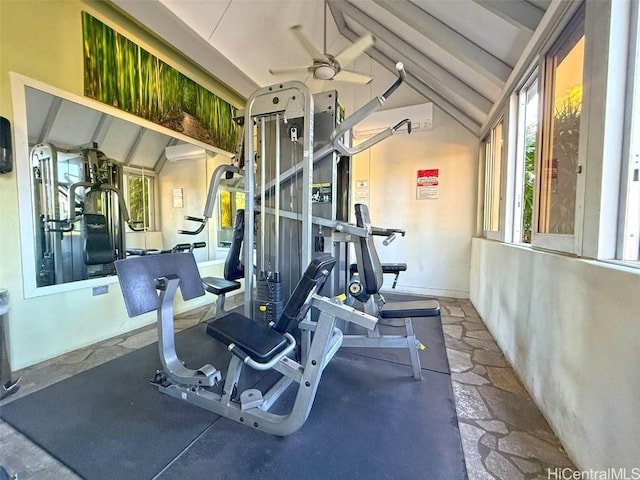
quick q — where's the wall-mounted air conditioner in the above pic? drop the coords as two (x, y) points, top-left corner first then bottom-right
(165, 143), (206, 162)
(352, 102), (433, 139)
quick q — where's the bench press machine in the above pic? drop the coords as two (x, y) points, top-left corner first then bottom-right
(115, 252), (377, 436)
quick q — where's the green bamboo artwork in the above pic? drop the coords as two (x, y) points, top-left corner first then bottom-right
(82, 12), (239, 152)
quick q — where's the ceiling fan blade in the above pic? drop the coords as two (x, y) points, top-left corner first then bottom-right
(332, 69), (373, 84)
(269, 66), (313, 76)
(290, 25), (328, 62)
(334, 32), (374, 67)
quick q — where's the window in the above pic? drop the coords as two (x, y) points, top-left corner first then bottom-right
(620, 2), (640, 263)
(124, 172), (154, 231)
(483, 120), (504, 237)
(217, 184), (245, 247)
(513, 76), (539, 244)
(533, 9), (584, 251)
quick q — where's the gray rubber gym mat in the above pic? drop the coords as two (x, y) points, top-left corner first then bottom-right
(1, 314), (465, 480)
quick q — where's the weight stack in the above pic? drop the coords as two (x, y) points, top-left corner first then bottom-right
(254, 272), (284, 326)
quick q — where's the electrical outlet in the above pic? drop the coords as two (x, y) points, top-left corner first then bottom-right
(92, 285), (108, 296)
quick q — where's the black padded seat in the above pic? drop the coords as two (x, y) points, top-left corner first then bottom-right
(202, 276), (241, 296)
(379, 299), (440, 319)
(206, 312), (288, 362)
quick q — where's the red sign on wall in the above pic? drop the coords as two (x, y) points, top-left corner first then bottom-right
(417, 169), (439, 199)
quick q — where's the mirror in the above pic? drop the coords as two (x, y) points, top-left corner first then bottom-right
(14, 76), (236, 293)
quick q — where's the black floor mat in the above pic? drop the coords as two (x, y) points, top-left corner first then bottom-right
(158, 353), (465, 480)
(1, 309), (465, 480)
(1, 325), (220, 480)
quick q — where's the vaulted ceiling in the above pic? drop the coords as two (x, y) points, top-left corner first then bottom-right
(111, 0), (551, 136)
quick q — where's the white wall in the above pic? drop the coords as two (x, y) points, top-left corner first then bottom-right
(470, 238), (640, 470)
(351, 107), (478, 297)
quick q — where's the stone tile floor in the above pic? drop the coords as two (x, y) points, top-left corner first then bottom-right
(0, 295), (575, 479)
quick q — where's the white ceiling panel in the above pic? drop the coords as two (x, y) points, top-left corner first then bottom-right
(25, 86), (56, 145)
(99, 117), (145, 163)
(412, 0), (530, 66)
(159, 0), (230, 41)
(128, 129), (173, 169)
(46, 100), (102, 148)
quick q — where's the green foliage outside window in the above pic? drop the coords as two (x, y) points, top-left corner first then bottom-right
(128, 176), (149, 229)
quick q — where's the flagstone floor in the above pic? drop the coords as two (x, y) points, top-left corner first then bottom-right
(0, 294), (574, 479)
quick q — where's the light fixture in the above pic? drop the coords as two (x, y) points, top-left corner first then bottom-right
(314, 65), (336, 80)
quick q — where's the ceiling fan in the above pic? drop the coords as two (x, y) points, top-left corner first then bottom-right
(269, 2), (374, 84)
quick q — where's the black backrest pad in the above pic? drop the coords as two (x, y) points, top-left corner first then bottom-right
(354, 204), (383, 295)
(224, 208), (244, 281)
(115, 253), (205, 317)
(272, 254), (337, 333)
(83, 214), (115, 265)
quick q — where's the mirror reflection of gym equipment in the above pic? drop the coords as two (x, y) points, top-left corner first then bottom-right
(31, 143), (141, 286)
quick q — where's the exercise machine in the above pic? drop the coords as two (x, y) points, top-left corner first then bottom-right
(346, 203), (440, 379)
(347, 225), (408, 303)
(31, 142), (141, 286)
(115, 252), (377, 435)
(181, 66), (412, 322)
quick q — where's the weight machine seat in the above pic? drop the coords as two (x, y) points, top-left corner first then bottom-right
(206, 254), (337, 362)
(349, 262), (407, 276)
(201, 277), (241, 296)
(379, 299), (440, 319)
(206, 313), (288, 362)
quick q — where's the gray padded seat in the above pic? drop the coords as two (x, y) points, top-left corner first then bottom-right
(206, 312), (288, 362)
(201, 276), (241, 296)
(380, 299), (440, 318)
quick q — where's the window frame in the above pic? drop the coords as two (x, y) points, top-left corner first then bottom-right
(482, 118), (505, 240)
(618, 0), (640, 263)
(531, 7), (586, 254)
(123, 168), (157, 232)
(510, 73), (539, 245)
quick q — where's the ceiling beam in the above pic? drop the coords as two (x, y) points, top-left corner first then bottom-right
(373, 0), (512, 83)
(473, 0), (545, 32)
(124, 128), (145, 166)
(373, 49), (482, 136)
(36, 96), (62, 145)
(91, 113), (111, 146)
(330, 3), (481, 136)
(335, 2), (492, 118)
(373, 42), (488, 124)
